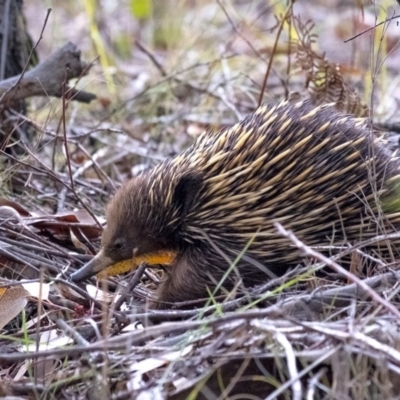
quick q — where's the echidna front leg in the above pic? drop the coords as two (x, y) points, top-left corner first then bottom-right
(149, 255), (208, 309)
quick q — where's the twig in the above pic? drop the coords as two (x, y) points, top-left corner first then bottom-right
(258, 3), (293, 107)
(135, 40), (167, 76)
(56, 319), (90, 347)
(62, 78), (75, 195)
(274, 222), (400, 319)
(135, 40), (254, 113)
(112, 263), (148, 312)
(216, 0), (264, 59)
(16, 142), (103, 230)
(264, 346), (338, 400)
(275, 332), (302, 400)
(344, 14), (400, 43)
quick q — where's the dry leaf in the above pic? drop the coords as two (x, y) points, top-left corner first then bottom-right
(0, 199), (33, 217)
(14, 360), (29, 381)
(21, 329), (73, 352)
(70, 229), (90, 252)
(86, 284), (118, 303)
(0, 206), (23, 224)
(0, 198), (104, 241)
(127, 346), (193, 392)
(0, 286), (29, 330)
(21, 282), (50, 300)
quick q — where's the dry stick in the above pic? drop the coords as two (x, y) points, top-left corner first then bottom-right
(257, 3), (293, 107)
(0, 245), (40, 271)
(216, 0), (264, 59)
(56, 319), (90, 347)
(0, 221), (94, 260)
(62, 79), (75, 196)
(110, 54), (244, 119)
(0, 8), (51, 152)
(275, 332), (302, 400)
(285, 6), (293, 96)
(0, 242), (64, 269)
(63, 87), (102, 226)
(54, 278), (104, 311)
(112, 262), (148, 312)
(1, 145), (101, 232)
(0, 302), (390, 362)
(135, 40), (254, 111)
(264, 347), (338, 400)
(57, 140), (116, 212)
(307, 367), (328, 400)
(6, 383), (45, 396)
(0, 223), (83, 260)
(0, 8), (52, 105)
(64, 54), (99, 102)
(0, 309), (344, 363)
(135, 40), (167, 76)
(0, 147), (69, 188)
(126, 269), (400, 322)
(51, 83), (103, 230)
(344, 14), (400, 43)
(76, 143), (116, 190)
(34, 269), (45, 387)
(219, 358), (251, 400)
(125, 266), (306, 321)
(0, 279), (41, 288)
(146, 232), (400, 313)
(274, 222), (400, 319)
(68, 139), (117, 190)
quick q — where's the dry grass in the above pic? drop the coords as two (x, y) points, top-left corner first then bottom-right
(1, 0), (400, 399)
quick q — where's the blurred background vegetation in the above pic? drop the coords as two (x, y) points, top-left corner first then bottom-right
(0, 0), (398, 214)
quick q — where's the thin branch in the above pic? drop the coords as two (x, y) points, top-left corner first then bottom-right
(275, 222), (400, 319)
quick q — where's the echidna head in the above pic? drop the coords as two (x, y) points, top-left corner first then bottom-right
(70, 171), (202, 282)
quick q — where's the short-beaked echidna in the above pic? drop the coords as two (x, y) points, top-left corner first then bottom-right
(70, 100), (400, 308)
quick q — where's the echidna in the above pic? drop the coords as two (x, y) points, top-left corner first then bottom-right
(70, 100), (400, 308)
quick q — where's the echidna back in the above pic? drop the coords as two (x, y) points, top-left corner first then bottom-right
(175, 101), (400, 278)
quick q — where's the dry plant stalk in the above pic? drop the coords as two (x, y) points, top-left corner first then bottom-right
(293, 18), (368, 117)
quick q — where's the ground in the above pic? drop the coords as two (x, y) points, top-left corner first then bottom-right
(1, 1), (400, 399)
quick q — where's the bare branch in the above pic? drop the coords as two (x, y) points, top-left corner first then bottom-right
(0, 42), (96, 104)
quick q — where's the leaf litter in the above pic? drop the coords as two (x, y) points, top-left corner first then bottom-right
(1, 1), (400, 399)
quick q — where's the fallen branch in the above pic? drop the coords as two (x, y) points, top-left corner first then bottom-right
(0, 42), (96, 104)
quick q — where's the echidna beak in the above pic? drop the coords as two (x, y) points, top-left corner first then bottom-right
(70, 249), (177, 283)
(70, 248), (114, 282)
